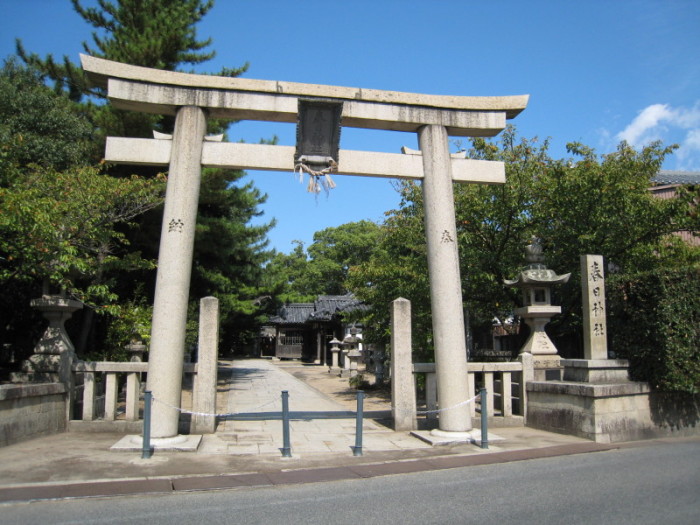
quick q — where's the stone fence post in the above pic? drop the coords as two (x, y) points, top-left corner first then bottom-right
(391, 298), (417, 431)
(518, 351), (534, 423)
(192, 296), (219, 434)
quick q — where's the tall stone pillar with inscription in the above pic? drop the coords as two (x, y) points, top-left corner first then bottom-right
(581, 254), (608, 360)
(561, 255), (630, 383)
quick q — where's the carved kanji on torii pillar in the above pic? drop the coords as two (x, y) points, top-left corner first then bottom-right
(81, 55), (528, 441)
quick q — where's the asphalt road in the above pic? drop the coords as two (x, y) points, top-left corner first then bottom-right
(3, 440), (698, 524)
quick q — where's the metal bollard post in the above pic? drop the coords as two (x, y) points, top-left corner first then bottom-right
(480, 387), (489, 449)
(142, 390), (153, 459)
(353, 390), (365, 456)
(281, 390), (292, 457)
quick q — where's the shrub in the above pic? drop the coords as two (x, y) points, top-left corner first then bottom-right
(608, 266), (700, 394)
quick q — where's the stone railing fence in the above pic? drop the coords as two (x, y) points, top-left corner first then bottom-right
(70, 361), (201, 427)
(413, 352), (533, 428)
(68, 297), (220, 434)
(390, 297), (535, 431)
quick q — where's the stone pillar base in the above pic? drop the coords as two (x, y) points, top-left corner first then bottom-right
(111, 434), (202, 452)
(562, 359), (630, 383)
(411, 429), (473, 445)
(532, 355), (563, 381)
(526, 380), (656, 443)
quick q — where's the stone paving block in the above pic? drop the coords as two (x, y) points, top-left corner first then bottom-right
(323, 441), (355, 453)
(233, 433), (274, 443)
(290, 422), (321, 432)
(290, 441), (332, 453)
(389, 439), (433, 449)
(257, 443), (282, 455)
(227, 443), (260, 455)
(230, 421), (266, 432)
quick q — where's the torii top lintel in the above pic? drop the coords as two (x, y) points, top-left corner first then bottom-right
(81, 55), (528, 138)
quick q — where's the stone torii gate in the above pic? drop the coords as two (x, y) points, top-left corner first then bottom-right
(81, 55), (528, 442)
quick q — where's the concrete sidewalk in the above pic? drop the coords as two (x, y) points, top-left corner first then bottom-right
(0, 357), (658, 503)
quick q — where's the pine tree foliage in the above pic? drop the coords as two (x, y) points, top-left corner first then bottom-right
(0, 59), (93, 184)
(16, 0), (248, 101)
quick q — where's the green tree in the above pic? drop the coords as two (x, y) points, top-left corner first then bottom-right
(191, 168), (273, 351)
(0, 60), (162, 360)
(0, 59), (93, 186)
(346, 194), (433, 358)
(17, 0), (246, 97)
(262, 241), (315, 305)
(0, 165), (163, 301)
(17, 0), (249, 164)
(263, 221), (383, 308)
(0, 58), (96, 356)
(302, 221), (382, 296)
(0, 143), (163, 362)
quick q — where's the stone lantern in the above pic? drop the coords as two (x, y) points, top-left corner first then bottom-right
(13, 295), (83, 385)
(504, 239), (570, 380)
(328, 337), (342, 374)
(341, 326), (362, 378)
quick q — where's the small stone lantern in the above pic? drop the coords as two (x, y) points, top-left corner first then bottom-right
(125, 341), (146, 362)
(504, 239), (570, 379)
(328, 337), (342, 373)
(342, 326), (362, 378)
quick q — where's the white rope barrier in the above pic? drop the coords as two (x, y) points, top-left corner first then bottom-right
(149, 394), (279, 419)
(416, 393), (481, 415)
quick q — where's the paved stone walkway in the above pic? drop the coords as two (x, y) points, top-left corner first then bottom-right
(200, 359), (431, 456)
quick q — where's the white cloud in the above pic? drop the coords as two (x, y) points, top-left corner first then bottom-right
(677, 128), (700, 167)
(684, 128), (700, 150)
(616, 104), (674, 146)
(615, 102), (700, 170)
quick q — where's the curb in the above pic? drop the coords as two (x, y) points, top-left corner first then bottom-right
(0, 442), (619, 504)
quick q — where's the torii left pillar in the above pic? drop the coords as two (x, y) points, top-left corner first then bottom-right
(148, 106), (206, 439)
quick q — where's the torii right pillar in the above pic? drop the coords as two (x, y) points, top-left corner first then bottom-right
(419, 125), (472, 436)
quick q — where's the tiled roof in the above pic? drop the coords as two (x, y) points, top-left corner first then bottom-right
(268, 303), (316, 325)
(652, 171), (700, 185)
(268, 294), (365, 325)
(310, 294), (365, 321)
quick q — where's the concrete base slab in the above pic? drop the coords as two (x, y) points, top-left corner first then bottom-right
(411, 429), (504, 446)
(110, 434), (202, 452)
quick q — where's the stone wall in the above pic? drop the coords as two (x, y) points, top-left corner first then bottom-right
(0, 383), (67, 447)
(527, 381), (700, 443)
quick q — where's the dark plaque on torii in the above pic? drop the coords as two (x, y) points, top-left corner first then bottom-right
(295, 98), (343, 173)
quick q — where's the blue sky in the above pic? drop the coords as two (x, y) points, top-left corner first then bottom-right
(2, 0), (699, 253)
